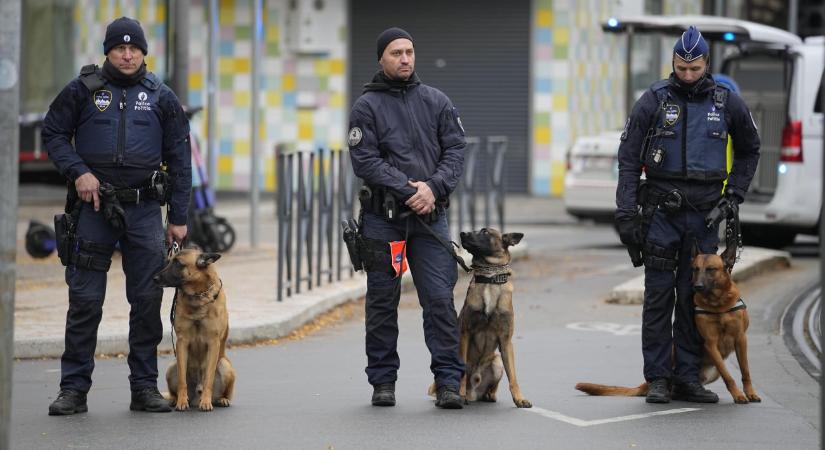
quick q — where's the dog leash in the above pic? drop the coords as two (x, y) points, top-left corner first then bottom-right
(397, 210), (472, 272)
(167, 242), (180, 357)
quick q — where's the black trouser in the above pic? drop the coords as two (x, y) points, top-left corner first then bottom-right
(60, 201), (166, 393)
(642, 207), (719, 384)
(361, 211), (464, 388)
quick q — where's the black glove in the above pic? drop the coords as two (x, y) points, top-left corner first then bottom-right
(616, 216), (642, 247)
(705, 194), (738, 229)
(99, 183), (127, 230)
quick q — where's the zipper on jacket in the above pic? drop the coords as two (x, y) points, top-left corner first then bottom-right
(400, 88), (426, 179)
(681, 99), (688, 178)
(116, 89), (127, 165)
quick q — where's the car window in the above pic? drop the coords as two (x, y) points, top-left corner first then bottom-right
(724, 54), (792, 93)
(815, 71), (824, 113)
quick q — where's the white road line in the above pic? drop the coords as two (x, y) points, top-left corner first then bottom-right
(525, 406), (701, 427)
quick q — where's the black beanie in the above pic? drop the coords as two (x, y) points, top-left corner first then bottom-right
(376, 27), (413, 60)
(103, 17), (148, 55)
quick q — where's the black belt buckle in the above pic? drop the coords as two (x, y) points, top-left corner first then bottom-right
(662, 190), (683, 212)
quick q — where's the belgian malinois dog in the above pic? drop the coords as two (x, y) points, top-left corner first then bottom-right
(431, 228), (531, 408)
(154, 247), (236, 411)
(576, 247), (761, 404)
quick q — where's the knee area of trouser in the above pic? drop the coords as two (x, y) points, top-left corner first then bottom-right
(643, 242), (678, 271)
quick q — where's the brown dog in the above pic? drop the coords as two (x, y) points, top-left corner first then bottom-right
(154, 247), (236, 411)
(443, 228), (531, 408)
(576, 248), (760, 404)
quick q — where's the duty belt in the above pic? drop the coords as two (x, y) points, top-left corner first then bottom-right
(645, 189), (717, 212)
(112, 186), (160, 204)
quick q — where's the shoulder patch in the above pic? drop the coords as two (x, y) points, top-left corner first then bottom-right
(348, 127), (363, 147)
(620, 117), (630, 141)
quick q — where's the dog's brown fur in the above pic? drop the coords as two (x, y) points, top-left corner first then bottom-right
(575, 248), (760, 404)
(154, 247), (236, 411)
(427, 228), (530, 407)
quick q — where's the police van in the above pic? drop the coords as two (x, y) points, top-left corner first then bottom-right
(601, 16), (823, 248)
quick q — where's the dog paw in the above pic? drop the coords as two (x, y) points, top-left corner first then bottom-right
(480, 393), (497, 403)
(733, 393), (749, 404)
(746, 392), (761, 403)
(198, 400), (214, 411)
(217, 398), (231, 407)
(175, 399), (189, 411)
(514, 398), (532, 408)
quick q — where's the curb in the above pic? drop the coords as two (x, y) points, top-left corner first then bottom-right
(14, 244), (529, 359)
(606, 247), (792, 305)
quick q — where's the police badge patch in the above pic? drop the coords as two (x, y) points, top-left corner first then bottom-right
(93, 90), (112, 112)
(664, 104), (681, 127)
(348, 127), (363, 147)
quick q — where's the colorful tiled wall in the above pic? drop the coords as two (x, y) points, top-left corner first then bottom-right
(72, 0), (347, 192)
(531, 0), (701, 196)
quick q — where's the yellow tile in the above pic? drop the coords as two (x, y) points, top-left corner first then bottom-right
(553, 28), (569, 45)
(266, 91), (282, 106)
(189, 73), (204, 90)
(537, 10), (552, 27)
(218, 155), (233, 172)
(551, 160), (566, 196)
(297, 110), (313, 126)
(234, 91), (251, 107)
(330, 59), (345, 75)
(298, 124), (313, 140)
(234, 139), (250, 156)
(330, 93), (344, 108)
(265, 171), (276, 191)
(236, 58), (251, 73)
(266, 26), (279, 43)
(156, 3), (166, 23)
(145, 56), (157, 70)
(535, 127), (551, 145)
(219, 58), (234, 74)
(552, 96), (568, 110)
(219, 0), (234, 24)
(314, 60), (330, 76)
(282, 74), (295, 91)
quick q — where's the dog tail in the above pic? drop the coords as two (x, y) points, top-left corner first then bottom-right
(575, 382), (648, 397)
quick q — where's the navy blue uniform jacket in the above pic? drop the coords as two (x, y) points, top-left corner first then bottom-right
(616, 74), (760, 222)
(42, 69), (192, 225)
(348, 71), (465, 201)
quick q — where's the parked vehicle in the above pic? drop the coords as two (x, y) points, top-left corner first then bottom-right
(563, 131), (622, 223)
(597, 15), (823, 248)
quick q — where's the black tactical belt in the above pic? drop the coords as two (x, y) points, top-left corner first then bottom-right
(474, 273), (510, 284)
(646, 189), (717, 212)
(113, 186), (159, 204)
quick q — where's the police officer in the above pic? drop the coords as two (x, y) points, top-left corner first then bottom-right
(42, 17), (191, 415)
(348, 27), (466, 409)
(615, 26), (760, 404)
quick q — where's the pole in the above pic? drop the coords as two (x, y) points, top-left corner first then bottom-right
(250, 0), (262, 247)
(624, 25), (634, 118)
(0, 1), (21, 448)
(171, 0), (189, 102)
(788, 0), (798, 35)
(207, 0), (219, 186)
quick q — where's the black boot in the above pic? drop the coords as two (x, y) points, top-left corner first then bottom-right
(645, 378), (671, 404)
(130, 387), (173, 412)
(371, 383), (396, 407)
(672, 381), (719, 403)
(48, 389), (88, 416)
(435, 385), (463, 409)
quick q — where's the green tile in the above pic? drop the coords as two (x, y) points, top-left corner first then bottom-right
(554, 45), (568, 59)
(220, 74), (233, 90)
(236, 25), (251, 40)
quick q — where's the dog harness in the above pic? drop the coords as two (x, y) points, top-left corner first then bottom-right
(694, 298), (746, 315)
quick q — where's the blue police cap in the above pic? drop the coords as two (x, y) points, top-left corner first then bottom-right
(674, 26), (708, 62)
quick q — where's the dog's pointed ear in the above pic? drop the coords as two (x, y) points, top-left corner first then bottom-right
(720, 244), (737, 271)
(502, 232), (524, 248)
(196, 252), (222, 269)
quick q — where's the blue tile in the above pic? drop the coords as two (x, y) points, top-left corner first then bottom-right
(536, 28), (552, 44)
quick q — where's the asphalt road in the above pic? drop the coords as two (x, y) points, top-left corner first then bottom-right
(9, 222), (820, 449)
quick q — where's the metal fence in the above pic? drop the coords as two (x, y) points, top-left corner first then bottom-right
(275, 136), (508, 301)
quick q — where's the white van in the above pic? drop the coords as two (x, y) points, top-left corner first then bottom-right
(602, 16), (823, 248)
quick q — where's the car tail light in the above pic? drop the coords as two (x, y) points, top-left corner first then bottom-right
(780, 120), (803, 162)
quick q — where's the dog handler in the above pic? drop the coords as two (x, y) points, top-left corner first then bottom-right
(43, 17), (191, 415)
(348, 27), (466, 409)
(615, 26), (760, 403)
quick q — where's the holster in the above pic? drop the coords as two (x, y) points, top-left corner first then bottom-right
(340, 218), (395, 274)
(54, 212), (74, 267)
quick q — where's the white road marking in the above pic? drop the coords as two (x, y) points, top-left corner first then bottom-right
(525, 406), (701, 427)
(566, 321), (641, 336)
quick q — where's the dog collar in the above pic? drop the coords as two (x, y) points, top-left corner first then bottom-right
(474, 273), (510, 284)
(695, 298), (746, 315)
(193, 278), (223, 302)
